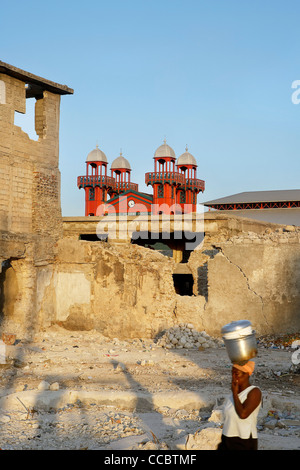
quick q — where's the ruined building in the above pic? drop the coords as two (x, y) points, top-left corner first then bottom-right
(0, 61), (73, 334)
(0, 61), (299, 340)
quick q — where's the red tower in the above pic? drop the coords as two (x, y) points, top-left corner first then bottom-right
(145, 140), (184, 214)
(110, 151), (138, 197)
(77, 145), (114, 216)
(176, 146), (205, 212)
(145, 140), (205, 214)
(77, 147), (140, 216)
(78, 141), (205, 216)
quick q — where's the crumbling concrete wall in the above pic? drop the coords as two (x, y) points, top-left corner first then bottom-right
(0, 74), (62, 243)
(187, 225), (300, 336)
(0, 63), (73, 335)
(36, 238), (177, 338)
(35, 226), (300, 339)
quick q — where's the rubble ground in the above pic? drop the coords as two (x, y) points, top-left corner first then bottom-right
(0, 325), (299, 450)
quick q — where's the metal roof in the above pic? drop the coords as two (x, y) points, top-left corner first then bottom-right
(204, 190), (300, 206)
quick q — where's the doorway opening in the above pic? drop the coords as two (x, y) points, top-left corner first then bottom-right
(172, 273), (194, 296)
(0, 260), (19, 321)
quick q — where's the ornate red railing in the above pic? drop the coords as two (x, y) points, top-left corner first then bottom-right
(77, 175), (115, 188)
(185, 178), (205, 192)
(145, 172), (186, 186)
(114, 181), (139, 192)
(145, 172), (205, 191)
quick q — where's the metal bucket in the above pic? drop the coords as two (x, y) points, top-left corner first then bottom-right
(221, 320), (257, 364)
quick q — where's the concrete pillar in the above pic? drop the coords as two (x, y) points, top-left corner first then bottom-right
(173, 247), (183, 263)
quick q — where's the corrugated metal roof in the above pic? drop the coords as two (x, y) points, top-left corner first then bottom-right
(204, 190), (300, 206)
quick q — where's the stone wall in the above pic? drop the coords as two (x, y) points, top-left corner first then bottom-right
(0, 62), (73, 336)
(0, 73), (62, 247)
(35, 239), (176, 338)
(187, 226), (300, 336)
(33, 223), (300, 339)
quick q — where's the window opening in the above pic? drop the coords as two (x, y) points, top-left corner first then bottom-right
(89, 187), (95, 201)
(79, 234), (108, 241)
(14, 96), (39, 141)
(173, 274), (194, 296)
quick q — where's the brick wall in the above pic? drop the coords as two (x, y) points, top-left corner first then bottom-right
(32, 169), (62, 239)
(0, 62), (72, 334)
(0, 73), (62, 248)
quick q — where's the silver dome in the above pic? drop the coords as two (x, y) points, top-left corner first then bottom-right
(154, 139), (176, 159)
(111, 152), (131, 170)
(86, 145), (108, 163)
(177, 146), (197, 166)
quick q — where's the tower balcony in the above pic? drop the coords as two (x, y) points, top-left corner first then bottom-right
(145, 171), (185, 186)
(114, 181), (139, 192)
(77, 175), (115, 189)
(185, 178), (205, 192)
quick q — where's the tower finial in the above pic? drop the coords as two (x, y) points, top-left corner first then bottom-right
(185, 144), (188, 152)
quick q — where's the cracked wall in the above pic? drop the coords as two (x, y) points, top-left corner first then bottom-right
(187, 226), (300, 336)
(33, 224), (300, 339)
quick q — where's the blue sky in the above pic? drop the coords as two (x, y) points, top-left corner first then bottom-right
(2, 0), (300, 215)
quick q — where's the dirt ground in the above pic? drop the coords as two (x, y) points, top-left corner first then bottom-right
(0, 325), (299, 451)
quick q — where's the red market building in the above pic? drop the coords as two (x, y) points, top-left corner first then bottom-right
(77, 140), (205, 216)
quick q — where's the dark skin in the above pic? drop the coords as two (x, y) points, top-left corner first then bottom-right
(231, 367), (262, 419)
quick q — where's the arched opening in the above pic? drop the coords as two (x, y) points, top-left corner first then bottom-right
(88, 163), (97, 176)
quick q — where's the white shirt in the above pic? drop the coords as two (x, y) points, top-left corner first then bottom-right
(222, 385), (261, 439)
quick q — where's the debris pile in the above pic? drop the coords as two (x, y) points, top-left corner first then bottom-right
(0, 405), (146, 450)
(259, 409), (300, 438)
(156, 323), (222, 350)
(258, 333), (300, 350)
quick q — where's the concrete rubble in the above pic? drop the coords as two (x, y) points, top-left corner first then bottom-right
(0, 326), (298, 450)
(156, 323), (222, 350)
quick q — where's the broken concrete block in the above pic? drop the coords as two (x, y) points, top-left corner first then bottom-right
(176, 427), (222, 450)
(208, 409), (224, 424)
(38, 380), (50, 391)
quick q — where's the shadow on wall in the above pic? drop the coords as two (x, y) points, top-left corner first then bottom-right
(197, 264), (208, 301)
(0, 260), (19, 323)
